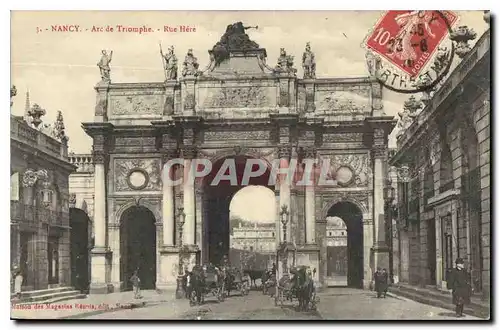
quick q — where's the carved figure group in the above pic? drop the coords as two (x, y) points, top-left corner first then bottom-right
(97, 50), (113, 82)
(182, 49), (200, 77)
(161, 45), (178, 80)
(396, 96), (422, 138)
(275, 48), (297, 75)
(365, 51), (383, 78)
(211, 22), (259, 64)
(52, 111), (68, 142)
(302, 42), (316, 79)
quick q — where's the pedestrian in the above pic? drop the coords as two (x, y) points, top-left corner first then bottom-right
(373, 267), (383, 298)
(381, 268), (389, 298)
(12, 265), (23, 300)
(447, 258), (472, 318)
(130, 269), (142, 299)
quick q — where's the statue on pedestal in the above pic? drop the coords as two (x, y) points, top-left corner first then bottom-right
(161, 45), (178, 80)
(302, 42), (316, 79)
(365, 51), (382, 78)
(211, 22), (259, 64)
(52, 110), (68, 143)
(275, 48), (297, 75)
(97, 50), (113, 82)
(181, 49), (199, 77)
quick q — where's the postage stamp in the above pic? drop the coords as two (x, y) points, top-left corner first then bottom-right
(364, 10), (459, 93)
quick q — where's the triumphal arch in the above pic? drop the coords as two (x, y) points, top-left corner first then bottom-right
(83, 23), (395, 293)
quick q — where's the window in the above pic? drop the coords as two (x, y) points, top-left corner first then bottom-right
(271, 232), (275, 237)
(341, 232), (345, 236)
(439, 142), (454, 193)
(10, 173), (19, 201)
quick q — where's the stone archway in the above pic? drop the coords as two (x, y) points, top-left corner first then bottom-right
(70, 207), (91, 292)
(325, 201), (364, 288)
(201, 154), (274, 266)
(119, 206), (157, 290)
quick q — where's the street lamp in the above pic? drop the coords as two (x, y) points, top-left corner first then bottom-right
(175, 207), (186, 299)
(280, 205), (289, 243)
(279, 205), (290, 274)
(383, 178), (396, 283)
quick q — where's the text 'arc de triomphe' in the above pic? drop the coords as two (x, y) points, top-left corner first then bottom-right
(83, 24), (395, 293)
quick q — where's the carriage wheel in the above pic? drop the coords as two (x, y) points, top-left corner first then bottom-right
(217, 287), (225, 302)
(189, 290), (197, 306)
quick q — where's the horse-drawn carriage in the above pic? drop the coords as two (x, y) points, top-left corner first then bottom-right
(186, 264), (226, 306)
(224, 267), (250, 297)
(274, 265), (319, 311)
(262, 270), (276, 295)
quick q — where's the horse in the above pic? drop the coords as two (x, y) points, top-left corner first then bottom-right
(186, 265), (205, 305)
(291, 267), (316, 311)
(243, 269), (265, 288)
(262, 270), (276, 295)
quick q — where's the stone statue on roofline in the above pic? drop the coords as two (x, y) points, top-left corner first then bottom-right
(211, 22), (259, 65)
(97, 50), (113, 82)
(274, 48), (297, 75)
(182, 49), (200, 77)
(302, 42), (316, 79)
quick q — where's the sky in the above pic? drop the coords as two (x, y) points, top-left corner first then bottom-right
(10, 11), (489, 223)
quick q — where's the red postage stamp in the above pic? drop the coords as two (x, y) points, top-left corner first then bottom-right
(365, 10), (458, 77)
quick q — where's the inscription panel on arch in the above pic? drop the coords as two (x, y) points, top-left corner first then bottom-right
(198, 86), (278, 109)
(109, 91), (164, 117)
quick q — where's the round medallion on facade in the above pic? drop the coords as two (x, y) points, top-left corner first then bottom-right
(127, 168), (149, 190)
(335, 166), (354, 187)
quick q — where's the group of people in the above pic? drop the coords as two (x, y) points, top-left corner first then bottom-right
(372, 258), (473, 318)
(373, 267), (389, 298)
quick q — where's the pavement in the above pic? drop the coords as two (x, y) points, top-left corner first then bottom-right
(30, 287), (484, 320)
(10, 289), (177, 320)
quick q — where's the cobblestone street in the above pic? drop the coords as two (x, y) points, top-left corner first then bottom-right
(83, 288), (481, 320)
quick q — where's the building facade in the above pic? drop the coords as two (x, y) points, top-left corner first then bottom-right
(390, 27), (490, 300)
(230, 222), (276, 253)
(10, 93), (75, 291)
(73, 24), (395, 293)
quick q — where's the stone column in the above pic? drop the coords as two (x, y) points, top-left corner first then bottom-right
(182, 146), (197, 246)
(304, 147), (316, 244)
(162, 150), (177, 247)
(371, 128), (389, 271)
(277, 146), (291, 243)
(89, 143), (111, 293)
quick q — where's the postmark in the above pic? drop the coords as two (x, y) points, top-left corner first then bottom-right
(364, 10), (458, 93)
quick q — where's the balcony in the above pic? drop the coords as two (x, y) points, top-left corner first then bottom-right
(439, 180), (455, 194)
(68, 153), (94, 173)
(423, 190), (435, 209)
(11, 201), (65, 226)
(10, 116), (67, 159)
(10, 201), (36, 225)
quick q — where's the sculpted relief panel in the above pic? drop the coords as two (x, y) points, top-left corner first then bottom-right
(315, 89), (370, 113)
(204, 130), (270, 141)
(200, 86), (277, 109)
(114, 158), (162, 192)
(109, 92), (164, 116)
(326, 153), (371, 187)
(323, 132), (363, 143)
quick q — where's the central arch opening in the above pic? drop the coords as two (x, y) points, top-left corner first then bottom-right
(202, 155), (274, 266)
(70, 208), (91, 293)
(120, 206), (157, 290)
(326, 201), (364, 288)
(229, 186), (276, 271)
